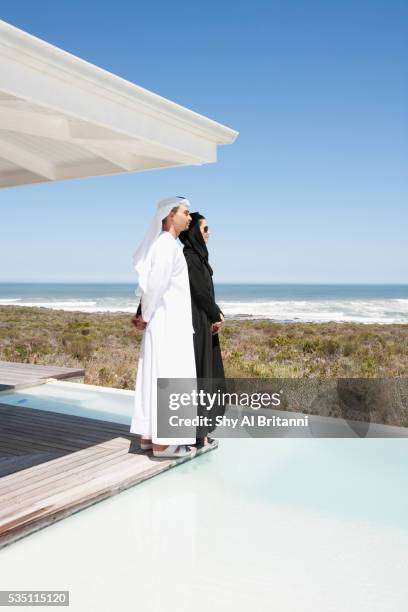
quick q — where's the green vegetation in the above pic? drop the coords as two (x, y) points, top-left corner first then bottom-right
(220, 319), (408, 378)
(0, 307), (407, 392)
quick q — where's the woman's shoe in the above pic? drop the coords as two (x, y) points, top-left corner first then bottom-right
(153, 444), (197, 459)
(195, 436), (216, 448)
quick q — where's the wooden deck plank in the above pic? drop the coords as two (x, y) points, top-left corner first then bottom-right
(0, 402), (132, 430)
(0, 402), (217, 549)
(1, 362), (66, 369)
(0, 442), (126, 490)
(0, 453), (65, 478)
(0, 404), (134, 437)
(0, 443), (216, 549)
(0, 420), (129, 450)
(0, 404), (139, 480)
(0, 445), (214, 538)
(0, 446), (130, 502)
(0, 448), (139, 513)
(0, 360), (85, 390)
(0, 361), (84, 374)
(0, 404), (138, 469)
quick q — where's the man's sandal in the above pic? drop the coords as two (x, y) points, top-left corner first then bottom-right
(153, 444), (197, 459)
(140, 439), (153, 451)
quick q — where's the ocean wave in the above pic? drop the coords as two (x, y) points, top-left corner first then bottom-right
(2, 296), (408, 323)
(0, 298), (22, 303)
(0, 299), (137, 313)
(218, 299), (408, 324)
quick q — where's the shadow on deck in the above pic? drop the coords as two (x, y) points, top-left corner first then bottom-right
(0, 403), (217, 549)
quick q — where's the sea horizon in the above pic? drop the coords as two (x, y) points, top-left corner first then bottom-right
(1, 282), (408, 324)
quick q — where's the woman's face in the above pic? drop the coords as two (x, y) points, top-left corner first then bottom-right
(199, 218), (209, 243)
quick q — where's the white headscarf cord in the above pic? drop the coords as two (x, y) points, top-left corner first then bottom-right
(132, 196), (190, 293)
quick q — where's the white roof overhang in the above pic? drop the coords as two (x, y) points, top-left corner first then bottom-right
(0, 20), (238, 189)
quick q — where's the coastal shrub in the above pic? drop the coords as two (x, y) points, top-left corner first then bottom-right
(3, 336), (52, 362)
(341, 358), (355, 373)
(248, 362), (272, 377)
(319, 339), (340, 356)
(98, 366), (111, 385)
(227, 349), (243, 363)
(269, 363), (303, 378)
(275, 349), (294, 362)
(62, 334), (95, 360)
(355, 345), (370, 359)
(362, 356), (378, 373)
(268, 335), (292, 348)
(4, 343), (30, 362)
(252, 321), (271, 331)
(2, 306), (408, 397)
(343, 341), (357, 356)
(256, 348), (271, 361)
(302, 339), (321, 353)
(220, 326), (233, 338)
(374, 334), (387, 348)
(129, 333), (142, 347)
(331, 358), (354, 376)
(65, 320), (92, 336)
(358, 331), (375, 343)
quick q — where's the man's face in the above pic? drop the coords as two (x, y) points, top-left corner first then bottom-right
(172, 204), (191, 233)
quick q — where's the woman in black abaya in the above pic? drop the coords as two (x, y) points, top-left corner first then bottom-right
(179, 212), (226, 446)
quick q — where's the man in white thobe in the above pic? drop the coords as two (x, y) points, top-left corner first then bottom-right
(130, 197), (197, 458)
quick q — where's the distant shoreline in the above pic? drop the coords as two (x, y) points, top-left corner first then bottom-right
(2, 282), (408, 285)
(0, 302), (407, 325)
(1, 282), (408, 323)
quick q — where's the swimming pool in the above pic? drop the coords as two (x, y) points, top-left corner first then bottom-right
(0, 379), (134, 425)
(1, 381), (407, 611)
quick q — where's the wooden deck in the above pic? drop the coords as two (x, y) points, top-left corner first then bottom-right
(0, 402), (217, 549)
(0, 360), (85, 391)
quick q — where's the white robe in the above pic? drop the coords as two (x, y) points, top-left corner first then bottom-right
(130, 231), (197, 444)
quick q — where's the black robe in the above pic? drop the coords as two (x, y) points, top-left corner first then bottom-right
(179, 214), (227, 438)
(183, 246), (225, 380)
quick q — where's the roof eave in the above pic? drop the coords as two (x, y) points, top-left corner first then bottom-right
(0, 20), (239, 145)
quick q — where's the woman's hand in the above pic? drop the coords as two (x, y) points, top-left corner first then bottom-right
(211, 320), (222, 335)
(211, 311), (225, 334)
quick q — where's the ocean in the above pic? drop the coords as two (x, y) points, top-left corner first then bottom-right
(1, 283), (408, 324)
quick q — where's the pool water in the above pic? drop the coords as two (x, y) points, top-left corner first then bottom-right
(0, 380), (134, 424)
(1, 382), (408, 611)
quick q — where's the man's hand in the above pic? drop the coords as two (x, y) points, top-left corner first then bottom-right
(131, 314), (147, 330)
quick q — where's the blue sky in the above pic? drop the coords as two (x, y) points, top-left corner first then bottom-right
(1, 0), (407, 283)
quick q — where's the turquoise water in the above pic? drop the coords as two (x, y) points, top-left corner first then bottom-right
(1, 381), (407, 531)
(1, 383), (408, 611)
(209, 438), (408, 531)
(1, 282), (408, 322)
(0, 381), (134, 425)
(3, 436), (408, 612)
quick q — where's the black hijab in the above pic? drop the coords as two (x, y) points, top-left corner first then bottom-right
(179, 212), (213, 276)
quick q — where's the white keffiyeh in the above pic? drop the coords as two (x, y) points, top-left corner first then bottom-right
(132, 196), (190, 292)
